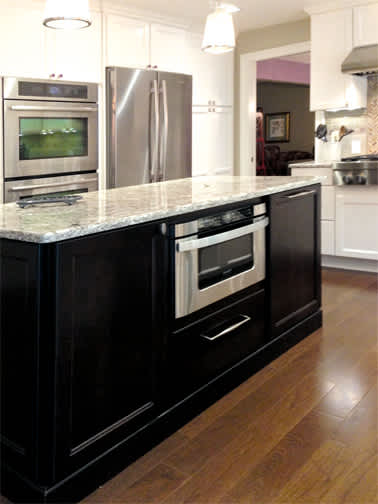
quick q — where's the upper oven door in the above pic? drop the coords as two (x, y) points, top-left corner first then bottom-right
(175, 216), (269, 319)
(4, 100), (98, 179)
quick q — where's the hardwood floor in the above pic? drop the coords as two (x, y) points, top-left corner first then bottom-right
(2, 268), (377, 503)
(82, 268), (377, 504)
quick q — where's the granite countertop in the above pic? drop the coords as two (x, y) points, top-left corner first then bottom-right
(289, 161), (334, 168)
(0, 175), (323, 244)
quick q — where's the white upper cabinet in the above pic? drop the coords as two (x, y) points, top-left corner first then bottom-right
(185, 33), (233, 106)
(353, 4), (378, 47)
(45, 11), (102, 82)
(105, 14), (150, 69)
(311, 9), (367, 111)
(0, 6), (47, 78)
(150, 24), (188, 73)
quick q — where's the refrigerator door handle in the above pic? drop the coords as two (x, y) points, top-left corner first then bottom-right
(160, 80), (169, 181)
(151, 80), (160, 183)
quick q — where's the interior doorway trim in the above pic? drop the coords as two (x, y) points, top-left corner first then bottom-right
(239, 41), (311, 176)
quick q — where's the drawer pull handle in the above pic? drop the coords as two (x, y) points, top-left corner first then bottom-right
(287, 190), (316, 199)
(200, 315), (251, 342)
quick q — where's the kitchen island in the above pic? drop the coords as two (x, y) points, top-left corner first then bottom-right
(1, 176), (323, 503)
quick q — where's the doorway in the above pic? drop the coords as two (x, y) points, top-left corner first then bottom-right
(239, 41), (311, 176)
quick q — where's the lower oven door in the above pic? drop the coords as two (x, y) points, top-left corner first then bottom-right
(175, 216), (269, 318)
(4, 173), (98, 203)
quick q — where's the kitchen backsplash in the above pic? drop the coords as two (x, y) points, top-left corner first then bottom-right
(367, 75), (378, 154)
(315, 75), (378, 161)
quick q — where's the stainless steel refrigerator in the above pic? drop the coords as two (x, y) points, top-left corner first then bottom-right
(106, 66), (192, 188)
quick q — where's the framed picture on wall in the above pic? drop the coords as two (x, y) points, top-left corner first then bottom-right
(265, 112), (290, 143)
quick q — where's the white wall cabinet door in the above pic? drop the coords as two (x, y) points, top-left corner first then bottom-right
(150, 24), (188, 73)
(0, 7), (47, 78)
(45, 11), (102, 82)
(192, 107), (233, 177)
(311, 9), (367, 111)
(105, 14), (150, 69)
(185, 33), (233, 106)
(353, 4), (378, 47)
(336, 187), (378, 261)
(192, 109), (211, 176)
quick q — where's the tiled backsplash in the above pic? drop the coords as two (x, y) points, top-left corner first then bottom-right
(315, 75), (378, 161)
(367, 75), (378, 153)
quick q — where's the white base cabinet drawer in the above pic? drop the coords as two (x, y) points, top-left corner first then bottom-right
(322, 186), (335, 220)
(322, 221), (335, 256)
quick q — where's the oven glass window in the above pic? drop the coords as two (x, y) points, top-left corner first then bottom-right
(19, 118), (88, 160)
(198, 234), (254, 289)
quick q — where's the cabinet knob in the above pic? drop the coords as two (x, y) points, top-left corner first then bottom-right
(153, 65), (158, 69)
(147, 65), (152, 69)
(58, 74), (63, 79)
(49, 73), (56, 79)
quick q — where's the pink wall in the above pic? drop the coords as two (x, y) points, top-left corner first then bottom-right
(257, 59), (310, 85)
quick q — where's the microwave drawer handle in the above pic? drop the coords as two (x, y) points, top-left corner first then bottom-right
(201, 315), (251, 342)
(176, 217), (269, 253)
(8, 178), (98, 192)
(9, 105), (98, 113)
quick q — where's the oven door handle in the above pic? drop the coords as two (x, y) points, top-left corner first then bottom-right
(201, 315), (251, 342)
(176, 217), (269, 253)
(8, 178), (98, 192)
(9, 105), (98, 113)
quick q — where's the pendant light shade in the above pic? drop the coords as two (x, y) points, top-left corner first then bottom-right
(202, 3), (239, 54)
(43, 0), (91, 29)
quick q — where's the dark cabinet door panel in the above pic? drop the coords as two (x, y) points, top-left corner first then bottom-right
(0, 241), (39, 479)
(269, 186), (321, 338)
(55, 225), (163, 476)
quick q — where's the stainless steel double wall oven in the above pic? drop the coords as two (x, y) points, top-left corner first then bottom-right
(2, 77), (99, 203)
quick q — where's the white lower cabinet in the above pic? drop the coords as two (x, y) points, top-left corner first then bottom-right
(192, 107), (233, 177)
(322, 186), (335, 220)
(321, 221), (335, 255)
(336, 187), (378, 261)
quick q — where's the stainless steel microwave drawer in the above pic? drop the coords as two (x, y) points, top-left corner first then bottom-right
(167, 289), (265, 402)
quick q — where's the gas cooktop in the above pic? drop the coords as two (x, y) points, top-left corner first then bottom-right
(334, 155), (378, 185)
(341, 154), (378, 161)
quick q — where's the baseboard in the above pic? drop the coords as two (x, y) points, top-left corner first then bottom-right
(1, 310), (322, 504)
(322, 255), (378, 273)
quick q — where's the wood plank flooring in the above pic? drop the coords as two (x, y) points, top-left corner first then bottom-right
(82, 268), (377, 504)
(2, 268), (378, 503)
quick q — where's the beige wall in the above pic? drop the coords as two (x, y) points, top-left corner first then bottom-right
(258, 81), (314, 154)
(234, 19), (311, 173)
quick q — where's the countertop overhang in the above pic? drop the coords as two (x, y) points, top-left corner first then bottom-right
(0, 176), (323, 243)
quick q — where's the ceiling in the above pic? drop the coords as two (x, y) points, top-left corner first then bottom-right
(107, 0), (327, 33)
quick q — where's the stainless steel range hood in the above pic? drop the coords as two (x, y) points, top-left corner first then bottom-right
(342, 44), (378, 75)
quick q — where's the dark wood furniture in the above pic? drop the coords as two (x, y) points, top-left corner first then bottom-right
(0, 188), (322, 503)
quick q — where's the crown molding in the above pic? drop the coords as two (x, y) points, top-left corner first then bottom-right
(304, 0), (378, 15)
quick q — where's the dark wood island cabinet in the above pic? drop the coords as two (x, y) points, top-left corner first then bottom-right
(0, 184), (322, 503)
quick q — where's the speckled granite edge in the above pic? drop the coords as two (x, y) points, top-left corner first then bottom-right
(0, 176), (324, 244)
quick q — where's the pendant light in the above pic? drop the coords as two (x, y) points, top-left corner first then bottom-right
(43, 0), (92, 29)
(202, 3), (240, 54)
